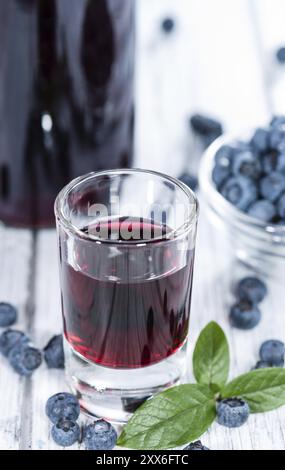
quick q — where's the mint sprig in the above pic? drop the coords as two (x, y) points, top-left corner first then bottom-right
(118, 322), (285, 449)
(118, 384), (216, 450)
(222, 368), (285, 412)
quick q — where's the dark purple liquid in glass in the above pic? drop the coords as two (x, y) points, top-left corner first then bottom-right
(60, 218), (194, 369)
(0, 0), (134, 227)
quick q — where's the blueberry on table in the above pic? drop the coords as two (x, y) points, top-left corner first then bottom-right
(236, 276), (267, 304)
(46, 393), (80, 424)
(259, 340), (285, 367)
(276, 47), (285, 64)
(253, 360), (272, 369)
(161, 17), (175, 34)
(0, 303), (17, 327)
(51, 418), (80, 447)
(44, 334), (64, 369)
(230, 300), (261, 330)
(277, 193), (285, 219)
(232, 149), (262, 180)
(0, 329), (29, 357)
(260, 172), (285, 202)
(247, 200), (276, 223)
(250, 128), (270, 152)
(184, 440), (210, 450)
(221, 176), (257, 211)
(217, 398), (250, 428)
(83, 420), (117, 450)
(190, 114), (223, 141)
(9, 345), (42, 376)
(178, 173), (198, 192)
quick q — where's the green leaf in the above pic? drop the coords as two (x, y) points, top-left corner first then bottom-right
(117, 384), (216, 450)
(222, 368), (285, 413)
(193, 321), (229, 388)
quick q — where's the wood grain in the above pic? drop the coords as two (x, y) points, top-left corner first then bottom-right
(1, 0), (285, 450)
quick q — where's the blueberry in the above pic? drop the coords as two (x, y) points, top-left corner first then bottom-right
(230, 300), (261, 330)
(277, 47), (285, 64)
(161, 17), (175, 34)
(83, 420), (117, 450)
(236, 277), (267, 304)
(250, 128), (270, 152)
(232, 150), (262, 179)
(212, 165), (230, 187)
(254, 360), (272, 369)
(190, 114), (223, 141)
(46, 393), (80, 424)
(178, 173), (198, 191)
(184, 440), (210, 450)
(51, 418), (80, 447)
(44, 335), (64, 369)
(221, 176), (257, 211)
(247, 200), (276, 222)
(260, 340), (285, 367)
(260, 172), (285, 202)
(9, 344), (42, 376)
(214, 145), (234, 168)
(277, 193), (285, 218)
(217, 398), (250, 428)
(0, 303), (17, 327)
(0, 329), (29, 357)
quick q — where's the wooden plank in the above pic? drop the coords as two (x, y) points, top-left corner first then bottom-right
(30, 230), (78, 450)
(0, 228), (33, 450)
(135, 0), (270, 178)
(2, 0), (284, 450)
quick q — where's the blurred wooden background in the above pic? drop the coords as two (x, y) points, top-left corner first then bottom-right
(1, 0), (285, 450)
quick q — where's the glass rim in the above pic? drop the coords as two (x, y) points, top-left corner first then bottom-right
(54, 168), (199, 246)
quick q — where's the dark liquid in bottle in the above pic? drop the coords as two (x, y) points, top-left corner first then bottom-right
(0, 0), (134, 227)
(60, 218), (194, 369)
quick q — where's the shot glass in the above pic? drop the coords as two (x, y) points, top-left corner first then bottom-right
(55, 169), (198, 423)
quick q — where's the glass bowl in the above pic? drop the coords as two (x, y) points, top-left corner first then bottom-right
(199, 132), (285, 278)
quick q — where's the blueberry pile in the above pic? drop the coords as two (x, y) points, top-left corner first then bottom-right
(212, 117), (285, 225)
(46, 392), (117, 449)
(229, 277), (267, 330)
(254, 339), (284, 369)
(0, 301), (64, 375)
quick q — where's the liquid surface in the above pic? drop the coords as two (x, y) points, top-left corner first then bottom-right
(60, 218), (194, 368)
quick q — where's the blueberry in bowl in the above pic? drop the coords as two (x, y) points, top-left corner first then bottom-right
(199, 117), (285, 275)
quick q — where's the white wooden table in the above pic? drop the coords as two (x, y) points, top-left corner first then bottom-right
(1, 0), (285, 450)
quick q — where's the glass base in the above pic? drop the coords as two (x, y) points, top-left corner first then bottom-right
(64, 339), (187, 423)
